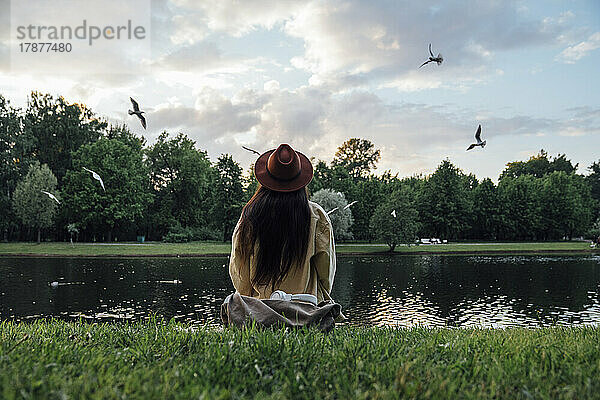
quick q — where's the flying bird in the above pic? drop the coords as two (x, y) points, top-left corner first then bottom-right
(83, 167), (105, 191)
(343, 200), (358, 210)
(466, 125), (486, 151)
(41, 190), (60, 204)
(419, 43), (444, 68)
(242, 146), (261, 156)
(128, 97), (146, 129)
(327, 207), (339, 215)
(391, 210), (397, 218)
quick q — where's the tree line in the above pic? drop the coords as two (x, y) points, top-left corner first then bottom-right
(1, 92), (599, 244)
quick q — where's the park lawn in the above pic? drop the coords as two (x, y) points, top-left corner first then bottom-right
(0, 241), (595, 256)
(0, 241), (232, 256)
(1, 320), (599, 399)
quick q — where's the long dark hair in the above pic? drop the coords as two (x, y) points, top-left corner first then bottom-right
(238, 185), (311, 290)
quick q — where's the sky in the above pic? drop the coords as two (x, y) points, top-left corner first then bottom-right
(0, 0), (599, 181)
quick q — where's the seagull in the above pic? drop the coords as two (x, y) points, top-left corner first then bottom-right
(343, 200), (358, 210)
(83, 167), (106, 191)
(242, 146), (261, 156)
(419, 43), (444, 68)
(128, 97), (146, 129)
(466, 125), (486, 151)
(327, 207), (339, 215)
(41, 190), (60, 204)
(391, 210), (397, 218)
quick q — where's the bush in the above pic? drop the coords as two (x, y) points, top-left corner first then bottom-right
(191, 225), (221, 241)
(163, 222), (221, 242)
(585, 218), (600, 240)
(163, 222), (193, 243)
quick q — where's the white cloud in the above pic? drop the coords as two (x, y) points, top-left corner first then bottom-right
(557, 32), (600, 63)
(282, 1), (577, 91)
(169, 0), (304, 39)
(263, 80), (280, 92)
(139, 82), (600, 179)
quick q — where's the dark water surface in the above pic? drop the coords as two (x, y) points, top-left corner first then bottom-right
(2, 255), (600, 327)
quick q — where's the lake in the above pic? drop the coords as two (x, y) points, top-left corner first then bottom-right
(2, 255), (600, 327)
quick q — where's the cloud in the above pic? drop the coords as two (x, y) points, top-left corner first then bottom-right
(557, 32), (600, 63)
(141, 81), (599, 178)
(147, 87), (263, 141)
(168, 0), (304, 40)
(282, 1), (579, 91)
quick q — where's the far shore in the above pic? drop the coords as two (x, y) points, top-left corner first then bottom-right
(0, 241), (597, 257)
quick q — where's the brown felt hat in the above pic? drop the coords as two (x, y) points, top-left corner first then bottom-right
(255, 144), (313, 192)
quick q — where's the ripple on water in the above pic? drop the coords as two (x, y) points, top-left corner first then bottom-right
(1, 255), (600, 327)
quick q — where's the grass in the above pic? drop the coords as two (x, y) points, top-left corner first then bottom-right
(1, 320), (599, 399)
(0, 240), (596, 257)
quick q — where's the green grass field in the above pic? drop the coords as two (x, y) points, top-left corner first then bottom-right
(0, 240), (596, 257)
(1, 320), (599, 399)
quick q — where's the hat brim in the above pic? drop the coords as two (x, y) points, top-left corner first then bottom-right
(255, 149), (313, 192)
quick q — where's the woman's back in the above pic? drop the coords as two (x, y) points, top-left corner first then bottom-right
(227, 144), (337, 303)
(229, 200), (336, 302)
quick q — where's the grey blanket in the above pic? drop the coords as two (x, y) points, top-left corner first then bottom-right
(221, 292), (342, 332)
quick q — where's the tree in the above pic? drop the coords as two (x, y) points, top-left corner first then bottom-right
(24, 92), (105, 184)
(471, 178), (501, 239)
(500, 150), (578, 180)
(417, 160), (473, 239)
(145, 132), (214, 239)
(243, 164), (259, 202)
(213, 154), (245, 242)
(331, 138), (381, 179)
(0, 95), (34, 240)
(370, 187), (419, 251)
(311, 189), (354, 240)
(308, 159), (331, 194)
(587, 160), (600, 220)
(12, 163), (59, 242)
(62, 138), (153, 241)
(540, 172), (593, 239)
(497, 175), (542, 240)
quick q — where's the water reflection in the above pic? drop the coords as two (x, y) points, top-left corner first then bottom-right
(334, 255), (600, 327)
(1, 255), (599, 328)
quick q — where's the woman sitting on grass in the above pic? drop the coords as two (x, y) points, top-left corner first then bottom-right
(228, 144), (337, 304)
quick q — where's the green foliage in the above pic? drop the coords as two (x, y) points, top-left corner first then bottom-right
(308, 159), (332, 193)
(331, 138), (381, 178)
(12, 163), (59, 242)
(498, 175), (542, 240)
(0, 95), (31, 239)
(212, 154), (245, 241)
(311, 189), (354, 240)
(1, 89), (599, 244)
(162, 222), (221, 243)
(370, 186), (419, 251)
(417, 159), (473, 239)
(243, 164), (259, 202)
(471, 178), (501, 239)
(500, 149), (578, 180)
(24, 91), (105, 183)
(587, 160), (600, 219)
(145, 132), (214, 239)
(585, 218), (600, 240)
(62, 138), (153, 241)
(540, 172), (593, 239)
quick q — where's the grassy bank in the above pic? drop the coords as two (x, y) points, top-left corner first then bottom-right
(1, 321), (599, 399)
(0, 241), (596, 257)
